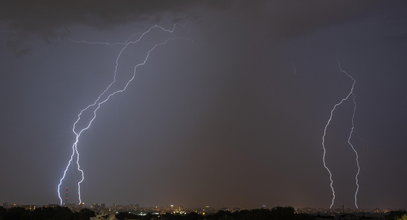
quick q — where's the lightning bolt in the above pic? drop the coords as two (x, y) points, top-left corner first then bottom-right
(339, 64), (360, 209)
(57, 24), (177, 205)
(321, 62), (360, 209)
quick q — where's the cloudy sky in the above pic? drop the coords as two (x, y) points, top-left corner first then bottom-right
(0, 0), (406, 209)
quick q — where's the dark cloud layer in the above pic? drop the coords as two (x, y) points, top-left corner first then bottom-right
(0, 0), (228, 36)
(0, 0), (396, 39)
(0, 0), (395, 56)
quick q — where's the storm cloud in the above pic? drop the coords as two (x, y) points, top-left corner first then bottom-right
(0, 0), (406, 210)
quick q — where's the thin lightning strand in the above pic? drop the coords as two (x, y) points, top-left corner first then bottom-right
(321, 62), (356, 209)
(348, 95), (360, 209)
(57, 24), (176, 205)
(68, 39), (125, 46)
(339, 66), (361, 209)
(67, 31), (144, 47)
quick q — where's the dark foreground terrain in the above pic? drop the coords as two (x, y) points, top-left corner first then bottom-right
(0, 206), (406, 220)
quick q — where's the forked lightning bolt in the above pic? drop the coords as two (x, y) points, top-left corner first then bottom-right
(339, 63), (361, 209)
(321, 62), (360, 209)
(57, 24), (177, 205)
